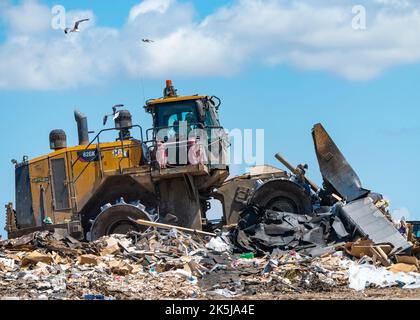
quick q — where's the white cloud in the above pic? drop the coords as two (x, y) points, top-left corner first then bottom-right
(373, 0), (410, 8)
(2, 0), (51, 35)
(1, 0), (420, 90)
(128, 0), (174, 22)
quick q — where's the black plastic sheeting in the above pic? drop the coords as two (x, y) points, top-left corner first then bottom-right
(232, 205), (350, 256)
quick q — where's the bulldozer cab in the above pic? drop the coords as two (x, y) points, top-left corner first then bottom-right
(145, 81), (227, 169)
(150, 99), (220, 135)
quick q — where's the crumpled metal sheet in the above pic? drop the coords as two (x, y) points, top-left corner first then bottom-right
(312, 123), (370, 202)
(337, 197), (412, 254)
(332, 216), (350, 239)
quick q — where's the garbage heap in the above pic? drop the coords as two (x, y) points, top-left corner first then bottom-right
(0, 224), (419, 300)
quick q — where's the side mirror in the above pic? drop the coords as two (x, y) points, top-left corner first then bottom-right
(209, 96), (221, 110)
(103, 115), (108, 126)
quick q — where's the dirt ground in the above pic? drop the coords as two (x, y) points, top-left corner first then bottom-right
(0, 287), (418, 300)
(237, 287), (420, 300)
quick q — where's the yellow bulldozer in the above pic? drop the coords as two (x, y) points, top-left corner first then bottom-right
(5, 80), (318, 241)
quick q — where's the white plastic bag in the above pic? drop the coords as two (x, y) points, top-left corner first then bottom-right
(348, 262), (420, 291)
(206, 237), (230, 253)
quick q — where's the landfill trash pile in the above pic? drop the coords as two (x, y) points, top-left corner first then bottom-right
(0, 225), (419, 300)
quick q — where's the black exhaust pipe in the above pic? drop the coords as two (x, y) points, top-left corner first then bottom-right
(74, 110), (89, 146)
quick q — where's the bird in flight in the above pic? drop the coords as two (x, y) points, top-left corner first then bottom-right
(64, 19), (90, 34)
(141, 38), (154, 43)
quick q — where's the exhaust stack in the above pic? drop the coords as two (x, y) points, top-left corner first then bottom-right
(74, 110), (89, 146)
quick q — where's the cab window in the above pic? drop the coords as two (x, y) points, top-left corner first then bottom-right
(155, 101), (198, 128)
(204, 106), (220, 127)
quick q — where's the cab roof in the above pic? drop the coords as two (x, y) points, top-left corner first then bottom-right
(146, 95), (207, 108)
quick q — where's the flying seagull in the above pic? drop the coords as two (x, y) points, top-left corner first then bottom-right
(141, 38), (154, 43)
(64, 19), (90, 34)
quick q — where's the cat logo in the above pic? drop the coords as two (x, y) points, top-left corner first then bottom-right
(112, 148), (129, 158)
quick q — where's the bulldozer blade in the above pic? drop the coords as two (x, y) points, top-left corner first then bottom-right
(312, 123), (370, 202)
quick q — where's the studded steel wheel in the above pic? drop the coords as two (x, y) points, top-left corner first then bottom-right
(87, 198), (153, 241)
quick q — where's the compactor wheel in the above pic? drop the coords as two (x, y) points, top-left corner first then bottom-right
(249, 179), (313, 215)
(87, 198), (153, 241)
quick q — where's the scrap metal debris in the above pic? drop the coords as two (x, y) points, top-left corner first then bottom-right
(232, 197), (412, 258)
(223, 122), (414, 267)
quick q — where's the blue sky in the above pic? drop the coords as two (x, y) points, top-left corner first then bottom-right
(1, 0), (420, 238)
